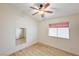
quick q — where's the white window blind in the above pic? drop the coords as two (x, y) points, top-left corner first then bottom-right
(48, 22), (69, 39)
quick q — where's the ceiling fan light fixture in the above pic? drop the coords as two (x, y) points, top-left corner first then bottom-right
(39, 11), (44, 14)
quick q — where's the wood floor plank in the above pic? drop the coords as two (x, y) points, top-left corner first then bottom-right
(10, 43), (76, 56)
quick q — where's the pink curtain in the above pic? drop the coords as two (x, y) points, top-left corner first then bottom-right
(49, 22), (69, 28)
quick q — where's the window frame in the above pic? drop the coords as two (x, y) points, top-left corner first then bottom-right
(48, 22), (70, 40)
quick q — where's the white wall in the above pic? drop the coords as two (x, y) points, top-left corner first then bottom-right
(38, 15), (79, 55)
(0, 4), (38, 55)
(0, 4), (79, 56)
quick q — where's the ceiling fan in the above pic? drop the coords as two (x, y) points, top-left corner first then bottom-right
(30, 3), (53, 17)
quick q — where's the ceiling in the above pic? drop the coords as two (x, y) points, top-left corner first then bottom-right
(10, 3), (79, 21)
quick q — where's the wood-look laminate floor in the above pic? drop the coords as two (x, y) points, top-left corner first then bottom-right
(10, 43), (76, 56)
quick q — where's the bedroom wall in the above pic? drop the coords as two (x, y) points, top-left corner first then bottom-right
(38, 15), (79, 55)
(0, 4), (79, 56)
(0, 4), (38, 55)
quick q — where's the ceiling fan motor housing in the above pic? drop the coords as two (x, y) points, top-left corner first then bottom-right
(39, 4), (43, 9)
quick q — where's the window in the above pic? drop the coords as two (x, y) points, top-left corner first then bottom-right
(48, 22), (69, 39)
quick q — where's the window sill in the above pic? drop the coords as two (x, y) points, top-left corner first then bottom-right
(48, 36), (69, 40)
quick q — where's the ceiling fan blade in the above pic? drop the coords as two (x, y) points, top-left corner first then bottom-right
(45, 11), (53, 13)
(30, 6), (38, 10)
(44, 3), (50, 9)
(32, 12), (39, 15)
